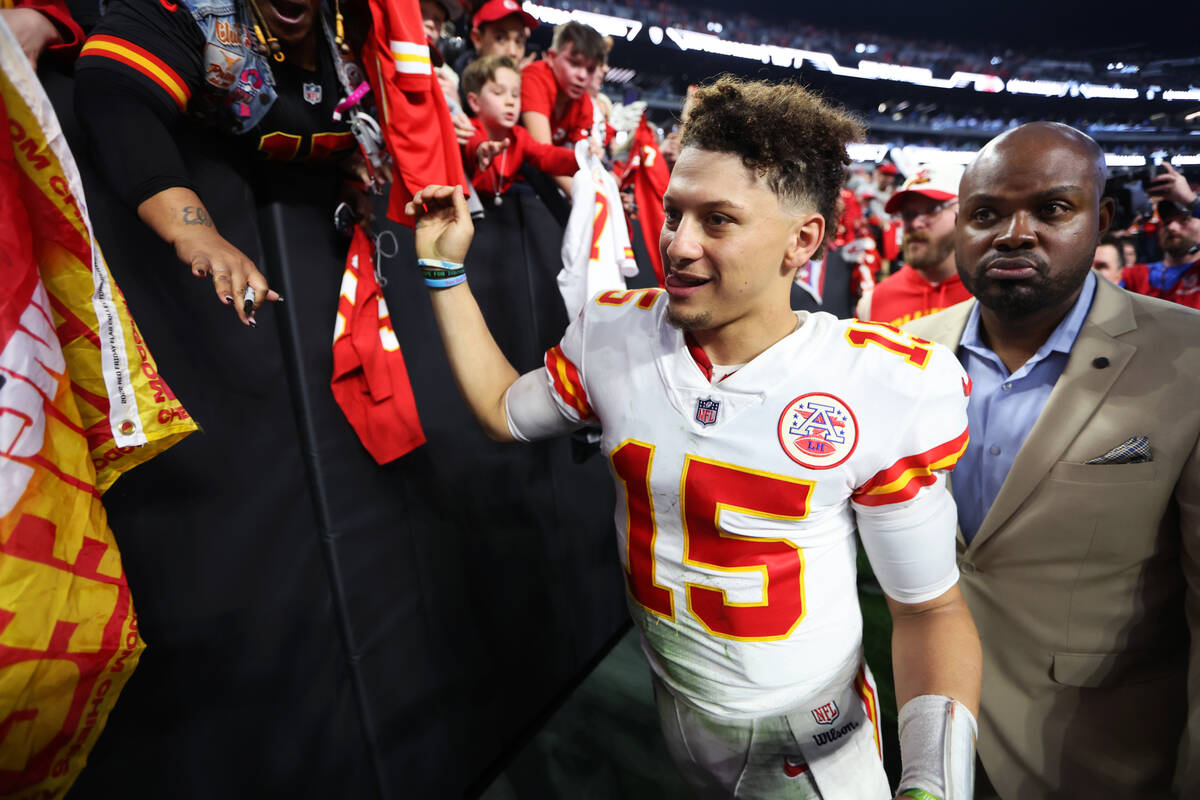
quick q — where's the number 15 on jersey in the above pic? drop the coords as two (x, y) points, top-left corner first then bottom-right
(611, 440), (815, 642)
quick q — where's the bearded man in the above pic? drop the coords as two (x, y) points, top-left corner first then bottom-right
(857, 167), (972, 325)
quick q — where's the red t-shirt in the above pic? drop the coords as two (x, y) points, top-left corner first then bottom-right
(520, 60), (593, 146)
(464, 119), (579, 196)
(863, 265), (972, 325)
(1122, 260), (1200, 310)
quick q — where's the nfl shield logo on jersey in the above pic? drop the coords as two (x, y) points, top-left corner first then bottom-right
(695, 397), (719, 426)
(777, 392), (859, 469)
(303, 82), (322, 105)
(811, 700), (840, 726)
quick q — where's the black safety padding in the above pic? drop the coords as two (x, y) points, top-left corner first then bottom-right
(57, 59), (626, 795)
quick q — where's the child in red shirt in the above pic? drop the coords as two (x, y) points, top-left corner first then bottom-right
(519, 20), (606, 150)
(462, 55), (580, 201)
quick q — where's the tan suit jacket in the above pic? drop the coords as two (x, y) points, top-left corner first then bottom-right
(906, 278), (1200, 799)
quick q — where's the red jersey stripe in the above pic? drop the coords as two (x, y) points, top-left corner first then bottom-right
(854, 665), (883, 759)
(80, 35), (190, 111)
(852, 428), (969, 507)
(545, 345), (591, 419)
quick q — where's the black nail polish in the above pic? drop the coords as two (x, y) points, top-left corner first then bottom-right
(1092, 357), (1109, 369)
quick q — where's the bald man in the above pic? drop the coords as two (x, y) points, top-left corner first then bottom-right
(906, 122), (1200, 798)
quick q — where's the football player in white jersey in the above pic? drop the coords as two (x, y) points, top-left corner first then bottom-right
(406, 76), (981, 800)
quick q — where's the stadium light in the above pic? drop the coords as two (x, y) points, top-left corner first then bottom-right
(1078, 84), (1140, 100)
(1172, 154), (1200, 166)
(1164, 89), (1200, 102)
(522, 2), (642, 41)
(1006, 79), (1070, 97)
(897, 145), (978, 166)
(1105, 154), (1147, 167)
(519, 3), (1193, 103)
(847, 143), (889, 162)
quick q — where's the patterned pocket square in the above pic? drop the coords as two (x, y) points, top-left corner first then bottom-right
(1086, 436), (1151, 465)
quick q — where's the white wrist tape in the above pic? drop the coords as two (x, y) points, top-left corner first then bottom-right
(898, 694), (977, 800)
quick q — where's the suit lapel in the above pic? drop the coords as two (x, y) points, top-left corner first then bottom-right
(968, 279), (1139, 551)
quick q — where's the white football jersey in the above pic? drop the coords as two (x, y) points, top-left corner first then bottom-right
(542, 288), (970, 718)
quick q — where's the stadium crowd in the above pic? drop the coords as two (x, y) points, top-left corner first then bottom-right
(3, 0), (1199, 798)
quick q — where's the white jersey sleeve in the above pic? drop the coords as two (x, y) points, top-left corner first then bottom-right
(503, 296), (604, 441)
(849, 327), (971, 604)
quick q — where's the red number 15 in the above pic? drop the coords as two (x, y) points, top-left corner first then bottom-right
(611, 441), (814, 641)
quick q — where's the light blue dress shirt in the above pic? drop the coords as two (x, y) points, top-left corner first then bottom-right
(955, 271), (1097, 541)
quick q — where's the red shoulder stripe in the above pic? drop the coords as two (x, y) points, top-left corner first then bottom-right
(80, 35), (191, 111)
(853, 428), (969, 507)
(544, 345), (592, 420)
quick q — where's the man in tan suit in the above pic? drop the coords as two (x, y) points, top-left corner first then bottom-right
(907, 122), (1200, 798)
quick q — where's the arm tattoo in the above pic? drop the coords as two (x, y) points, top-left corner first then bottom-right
(182, 205), (214, 227)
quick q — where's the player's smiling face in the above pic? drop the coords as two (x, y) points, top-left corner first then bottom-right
(660, 147), (822, 348)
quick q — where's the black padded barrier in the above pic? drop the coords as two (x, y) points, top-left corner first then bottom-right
(48, 63), (627, 798)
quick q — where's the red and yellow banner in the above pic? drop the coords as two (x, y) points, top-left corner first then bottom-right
(0, 20), (194, 798)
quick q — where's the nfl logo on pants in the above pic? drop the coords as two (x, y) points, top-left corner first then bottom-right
(811, 700), (839, 725)
(695, 397), (719, 426)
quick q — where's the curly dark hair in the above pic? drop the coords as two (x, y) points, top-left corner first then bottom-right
(680, 76), (864, 244)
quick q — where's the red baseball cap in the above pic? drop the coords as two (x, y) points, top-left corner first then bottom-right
(876, 163), (898, 176)
(472, 0), (538, 31)
(884, 166), (960, 214)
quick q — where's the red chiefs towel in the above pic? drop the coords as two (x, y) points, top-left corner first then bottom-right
(331, 227), (425, 463)
(362, 0), (468, 227)
(619, 115), (669, 286)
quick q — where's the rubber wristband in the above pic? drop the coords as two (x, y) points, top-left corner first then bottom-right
(900, 790), (942, 800)
(425, 274), (467, 289)
(418, 258), (464, 271)
(419, 269), (465, 280)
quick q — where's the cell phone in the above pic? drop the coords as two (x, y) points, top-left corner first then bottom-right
(1145, 155), (1171, 187)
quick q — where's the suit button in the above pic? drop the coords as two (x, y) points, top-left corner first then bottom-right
(959, 561), (977, 574)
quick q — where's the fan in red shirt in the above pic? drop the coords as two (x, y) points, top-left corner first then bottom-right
(1122, 165), (1200, 310)
(462, 54), (579, 200)
(857, 165), (973, 325)
(520, 20), (604, 152)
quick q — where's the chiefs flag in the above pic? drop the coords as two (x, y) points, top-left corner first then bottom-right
(0, 23), (193, 797)
(362, 0), (468, 227)
(331, 227), (425, 463)
(619, 115), (669, 286)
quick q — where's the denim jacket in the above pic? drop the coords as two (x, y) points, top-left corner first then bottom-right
(180, 0), (278, 133)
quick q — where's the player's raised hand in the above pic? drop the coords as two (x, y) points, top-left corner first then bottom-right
(406, 185), (473, 265)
